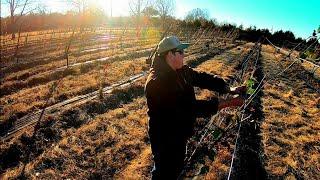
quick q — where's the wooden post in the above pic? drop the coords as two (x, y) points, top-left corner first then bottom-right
(98, 64), (104, 100)
(24, 33), (28, 46)
(65, 28), (76, 67)
(14, 23), (23, 63)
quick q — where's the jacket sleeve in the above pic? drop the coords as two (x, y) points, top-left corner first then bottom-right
(194, 98), (219, 118)
(181, 65), (230, 94)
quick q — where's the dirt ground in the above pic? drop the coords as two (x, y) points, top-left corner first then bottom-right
(1, 36), (319, 179)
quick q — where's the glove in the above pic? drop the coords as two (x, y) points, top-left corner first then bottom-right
(228, 96), (245, 107)
(229, 86), (247, 95)
(218, 96), (245, 110)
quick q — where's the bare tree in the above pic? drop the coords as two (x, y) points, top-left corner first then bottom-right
(36, 3), (47, 15)
(141, 5), (158, 28)
(69, 0), (89, 32)
(5, 0), (35, 39)
(155, 0), (175, 30)
(129, 0), (151, 37)
(142, 5), (158, 17)
(129, 0), (150, 19)
(185, 8), (209, 22)
(129, 0), (151, 35)
(70, 0), (87, 15)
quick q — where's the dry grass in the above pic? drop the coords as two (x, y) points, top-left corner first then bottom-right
(0, 57), (148, 122)
(261, 47), (320, 179)
(0, 36), (214, 123)
(0, 40), (244, 179)
(2, 40), (156, 79)
(1, 96), (150, 179)
(3, 30), (318, 179)
(187, 44), (252, 179)
(0, 78), (147, 178)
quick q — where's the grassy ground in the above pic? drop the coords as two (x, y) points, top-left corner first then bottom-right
(0, 57), (148, 122)
(0, 42), (244, 179)
(1, 29), (319, 179)
(261, 46), (320, 179)
(1, 30), (208, 123)
(0, 79), (147, 178)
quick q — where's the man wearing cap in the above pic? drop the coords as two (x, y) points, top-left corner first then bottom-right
(145, 36), (245, 179)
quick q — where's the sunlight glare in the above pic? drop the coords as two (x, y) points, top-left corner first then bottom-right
(96, 0), (130, 17)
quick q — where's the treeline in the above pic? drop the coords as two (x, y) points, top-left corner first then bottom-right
(1, 11), (318, 58)
(180, 19), (319, 51)
(1, 12), (117, 34)
(0, 12), (172, 35)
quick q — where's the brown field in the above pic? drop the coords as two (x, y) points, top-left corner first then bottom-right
(0, 28), (161, 123)
(1, 28), (319, 179)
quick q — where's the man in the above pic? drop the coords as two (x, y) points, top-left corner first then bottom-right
(145, 36), (245, 179)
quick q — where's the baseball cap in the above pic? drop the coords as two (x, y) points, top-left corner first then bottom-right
(157, 36), (190, 54)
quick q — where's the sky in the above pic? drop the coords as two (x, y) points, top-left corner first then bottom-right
(1, 0), (319, 39)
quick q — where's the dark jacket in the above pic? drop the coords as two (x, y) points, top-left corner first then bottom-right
(145, 56), (229, 145)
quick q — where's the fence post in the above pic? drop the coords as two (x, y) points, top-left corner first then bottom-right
(98, 63), (104, 100)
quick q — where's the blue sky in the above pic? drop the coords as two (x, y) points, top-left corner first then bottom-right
(175, 0), (319, 39)
(1, 0), (319, 39)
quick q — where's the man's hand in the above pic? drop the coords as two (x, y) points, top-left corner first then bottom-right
(218, 96), (245, 110)
(229, 86), (247, 95)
